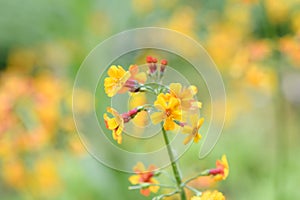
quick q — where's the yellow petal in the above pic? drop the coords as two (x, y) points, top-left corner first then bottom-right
(197, 118), (204, 130)
(197, 101), (202, 108)
(189, 85), (198, 95)
(150, 112), (164, 124)
(154, 94), (168, 110)
(116, 65), (126, 77)
(135, 72), (147, 83)
(115, 123), (123, 136)
(103, 114), (118, 130)
(184, 134), (194, 145)
(107, 65), (119, 77)
(168, 96), (180, 110)
(149, 178), (159, 193)
(169, 83), (182, 97)
(128, 175), (140, 185)
(164, 118), (175, 130)
(182, 126), (193, 134)
(190, 114), (199, 126)
(134, 162), (145, 172)
(193, 133), (202, 143)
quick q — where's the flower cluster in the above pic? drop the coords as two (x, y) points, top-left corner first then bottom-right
(102, 56), (228, 199)
(103, 56), (204, 145)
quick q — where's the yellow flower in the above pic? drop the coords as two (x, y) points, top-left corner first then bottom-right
(209, 155), (229, 181)
(129, 162), (159, 196)
(191, 190), (225, 200)
(103, 107), (124, 144)
(169, 83), (202, 111)
(104, 65), (131, 97)
(150, 93), (182, 130)
(182, 115), (204, 145)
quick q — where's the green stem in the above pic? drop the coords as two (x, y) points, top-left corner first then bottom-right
(185, 185), (202, 196)
(161, 123), (187, 200)
(183, 170), (210, 185)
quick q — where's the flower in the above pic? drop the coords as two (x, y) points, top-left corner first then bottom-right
(150, 93), (182, 130)
(128, 162), (159, 196)
(103, 107), (124, 144)
(103, 107), (144, 144)
(129, 64), (147, 84)
(191, 190), (225, 200)
(209, 155), (229, 181)
(169, 83), (202, 111)
(182, 114), (204, 145)
(104, 65), (131, 97)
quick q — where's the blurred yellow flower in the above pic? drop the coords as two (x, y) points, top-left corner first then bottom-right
(167, 6), (196, 36)
(33, 157), (61, 195)
(103, 107), (124, 144)
(169, 83), (202, 112)
(104, 65), (131, 97)
(131, 0), (154, 15)
(129, 162), (159, 196)
(191, 190), (225, 200)
(150, 93), (182, 130)
(182, 115), (204, 145)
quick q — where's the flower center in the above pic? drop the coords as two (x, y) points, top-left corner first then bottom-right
(165, 109), (171, 117)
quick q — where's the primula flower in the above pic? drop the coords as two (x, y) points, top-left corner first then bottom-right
(129, 162), (159, 196)
(169, 83), (202, 111)
(150, 93), (182, 130)
(191, 190), (225, 200)
(182, 114), (204, 145)
(209, 155), (229, 181)
(104, 65), (146, 97)
(104, 65), (131, 97)
(103, 107), (143, 144)
(103, 107), (124, 144)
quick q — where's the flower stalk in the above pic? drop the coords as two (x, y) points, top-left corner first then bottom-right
(161, 122), (187, 200)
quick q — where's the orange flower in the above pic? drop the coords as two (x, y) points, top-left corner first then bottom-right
(182, 114), (204, 144)
(104, 65), (131, 97)
(103, 107), (124, 144)
(191, 190), (225, 200)
(209, 155), (229, 181)
(150, 93), (182, 130)
(128, 162), (159, 196)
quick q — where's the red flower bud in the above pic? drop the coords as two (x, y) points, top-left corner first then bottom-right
(146, 56), (153, 63)
(161, 59), (168, 65)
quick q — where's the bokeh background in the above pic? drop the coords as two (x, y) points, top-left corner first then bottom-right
(1, 0), (300, 199)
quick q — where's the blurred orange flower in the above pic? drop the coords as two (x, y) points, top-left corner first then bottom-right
(209, 155), (229, 181)
(129, 162), (159, 196)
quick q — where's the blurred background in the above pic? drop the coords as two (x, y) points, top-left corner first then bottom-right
(0, 0), (300, 199)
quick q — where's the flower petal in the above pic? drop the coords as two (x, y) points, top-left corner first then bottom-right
(182, 125), (193, 134)
(128, 175), (140, 185)
(169, 83), (182, 97)
(150, 112), (164, 124)
(164, 118), (175, 130)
